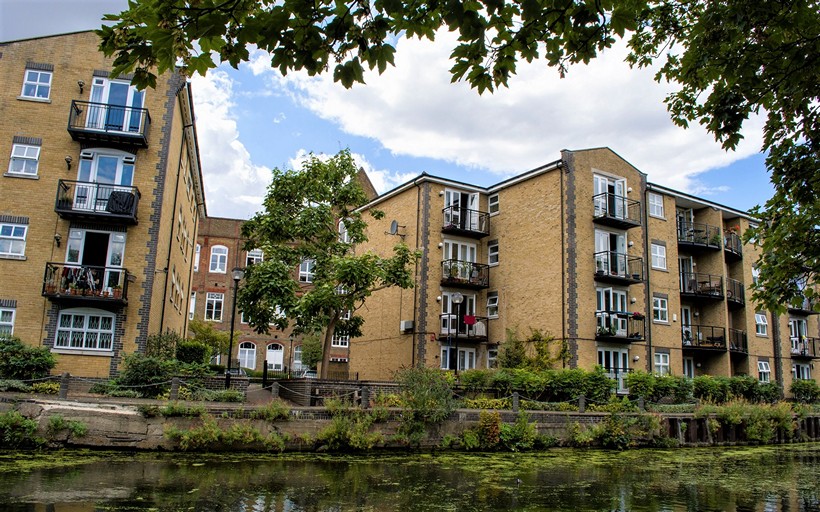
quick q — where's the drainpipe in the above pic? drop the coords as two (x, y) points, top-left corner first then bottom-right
(411, 177), (422, 366)
(643, 183), (652, 372)
(559, 161), (567, 367)
(771, 310), (784, 397)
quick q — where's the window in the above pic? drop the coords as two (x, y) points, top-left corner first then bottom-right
(299, 258), (315, 283)
(331, 331), (350, 347)
(21, 69), (52, 99)
(0, 307), (15, 335)
(238, 341), (256, 370)
(653, 297), (668, 322)
(488, 194), (499, 214)
(205, 292), (224, 321)
(755, 312), (768, 336)
(188, 292), (196, 320)
(194, 244), (201, 272)
(648, 192), (664, 218)
(266, 343), (284, 370)
(8, 144), (40, 176)
(209, 245), (227, 273)
(338, 219), (350, 243)
(293, 345), (304, 371)
(54, 309), (114, 351)
(246, 249), (263, 266)
(487, 348), (498, 368)
(793, 363), (811, 380)
(86, 77), (145, 133)
(0, 223), (27, 258)
(758, 361), (771, 383)
(488, 242), (499, 265)
(654, 352), (670, 375)
(651, 243), (667, 270)
(487, 293), (499, 318)
(752, 266), (760, 286)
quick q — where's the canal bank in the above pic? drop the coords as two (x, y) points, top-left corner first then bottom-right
(2, 392), (819, 452)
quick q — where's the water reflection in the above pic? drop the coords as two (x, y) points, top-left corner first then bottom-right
(0, 445), (818, 511)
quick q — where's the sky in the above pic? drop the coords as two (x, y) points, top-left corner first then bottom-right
(0, 0), (775, 220)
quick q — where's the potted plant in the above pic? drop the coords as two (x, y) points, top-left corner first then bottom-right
(112, 285), (122, 299)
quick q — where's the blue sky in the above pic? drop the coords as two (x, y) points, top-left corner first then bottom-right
(1, 0), (774, 219)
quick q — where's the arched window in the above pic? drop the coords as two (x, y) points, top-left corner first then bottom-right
(210, 245), (227, 273)
(238, 341), (256, 370)
(266, 343), (284, 371)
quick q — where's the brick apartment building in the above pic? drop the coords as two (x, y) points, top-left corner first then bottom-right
(0, 31), (205, 378)
(349, 147), (818, 391)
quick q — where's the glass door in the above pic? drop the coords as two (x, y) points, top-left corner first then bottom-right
(683, 357), (695, 378)
(681, 306), (693, 344)
(598, 347), (629, 392)
(87, 78), (145, 133)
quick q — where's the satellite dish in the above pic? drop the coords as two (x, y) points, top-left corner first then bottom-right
(389, 220), (399, 235)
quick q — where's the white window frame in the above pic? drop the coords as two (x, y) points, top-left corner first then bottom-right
(651, 243), (667, 270)
(757, 361), (771, 383)
(194, 244), (201, 272)
(488, 242), (499, 266)
(293, 345), (304, 371)
(793, 363), (811, 381)
(654, 352), (670, 376)
(205, 292), (224, 322)
(188, 292), (196, 320)
(299, 258), (316, 283)
(0, 307), (15, 335)
(266, 343), (284, 371)
(755, 312), (768, 336)
(653, 297), (668, 323)
(487, 348), (498, 368)
(488, 194), (499, 214)
(338, 219), (350, 243)
(20, 69), (52, 100)
(752, 266), (760, 286)
(8, 143), (40, 176)
(0, 223), (27, 258)
(331, 331), (350, 347)
(238, 341), (256, 370)
(246, 248), (263, 266)
(54, 308), (115, 351)
(209, 245), (228, 273)
(487, 294), (499, 318)
(648, 192), (664, 218)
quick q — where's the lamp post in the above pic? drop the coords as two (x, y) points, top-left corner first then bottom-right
(451, 292), (464, 375)
(225, 266), (244, 389)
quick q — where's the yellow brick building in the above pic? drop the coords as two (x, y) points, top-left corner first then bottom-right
(351, 148), (818, 391)
(0, 32), (205, 378)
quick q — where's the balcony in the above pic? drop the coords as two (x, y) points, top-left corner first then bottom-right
(439, 314), (489, 341)
(790, 338), (818, 359)
(677, 221), (722, 253)
(724, 232), (742, 262)
(441, 206), (490, 239)
(729, 329), (748, 353)
(594, 251), (644, 285)
(55, 180), (140, 224)
(42, 262), (130, 309)
(592, 193), (641, 229)
(726, 278), (745, 309)
(680, 272), (724, 301)
(788, 297), (819, 316)
(682, 325), (726, 350)
(67, 100), (151, 147)
(595, 311), (645, 342)
(441, 260), (489, 290)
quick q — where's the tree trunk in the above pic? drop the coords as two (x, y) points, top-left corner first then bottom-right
(320, 315), (338, 379)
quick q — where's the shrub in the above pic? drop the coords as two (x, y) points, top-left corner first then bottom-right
(0, 379), (32, 392)
(463, 397), (511, 410)
(0, 410), (41, 448)
(693, 375), (732, 403)
(625, 371), (654, 399)
(395, 367), (457, 425)
(250, 401), (291, 421)
(476, 410), (502, 450)
(0, 335), (56, 380)
(459, 369), (491, 391)
(758, 382), (782, 403)
(583, 366), (616, 403)
(116, 354), (175, 398)
(175, 340), (212, 364)
(32, 381), (60, 395)
(729, 375), (760, 402)
(47, 415), (88, 438)
(790, 379), (820, 403)
(145, 330), (181, 360)
(499, 412), (537, 451)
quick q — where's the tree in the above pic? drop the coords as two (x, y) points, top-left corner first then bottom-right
(236, 149), (417, 378)
(188, 319), (231, 363)
(299, 333), (323, 370)
(99, 0), (820, 311)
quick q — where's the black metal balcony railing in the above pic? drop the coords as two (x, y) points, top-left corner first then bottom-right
(682, 325), (726, 349)
(441, 206), (490, 238)
(680, 272), (724, 299)
(55, 180), (140, 224)
(42, 262), (129, 305)
(726, 278), (745, 307)
(439, 314), (489, 339)
(68, 100), (151, 147)
(594, 251), (644, 283)
(724, 232), (743, 261)
(595, 311), (645, 341)
(677, 221), (722, 250)
(592, 192), (642, 228)
(790, 337), (818, 359)
(441, 259), (489, 289)
(729, 328), (748, 353)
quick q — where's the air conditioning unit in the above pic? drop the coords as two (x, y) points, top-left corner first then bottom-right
(400, 320), (414, 333)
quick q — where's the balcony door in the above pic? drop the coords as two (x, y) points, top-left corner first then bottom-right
(789, 318), (808, 353)
(65, 229), (126, 291)
(676, 207), (694, 239)
(87, 77), (145, 133)
(441, 292), (476, 336)
(596, 287), (628, 336)
(74, 150), (135, 211)
(679, 256), (694, 292)
(598, 347), (629, 392)
(595, 229), (627, 275)
(594, 174), (627, 219)
(443, 240), (477, 280)
(681, 306), (693, 344)
(444, 189), (479, 230)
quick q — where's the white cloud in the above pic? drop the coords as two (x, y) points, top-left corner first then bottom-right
(252, 31), (765, 194)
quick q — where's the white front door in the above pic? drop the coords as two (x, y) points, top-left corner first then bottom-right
(598, 347), (629, 392)
(266, 343), (284, 370)
(459, 348), (476, 371)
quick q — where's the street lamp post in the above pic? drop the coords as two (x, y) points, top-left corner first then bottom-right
(225, 266), (245, 389)
(451, 292), (464, 376)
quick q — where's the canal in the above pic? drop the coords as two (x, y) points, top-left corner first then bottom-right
(1, 444), (818, 511)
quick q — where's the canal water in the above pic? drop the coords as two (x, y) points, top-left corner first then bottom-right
(1, 444), (818, 511)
